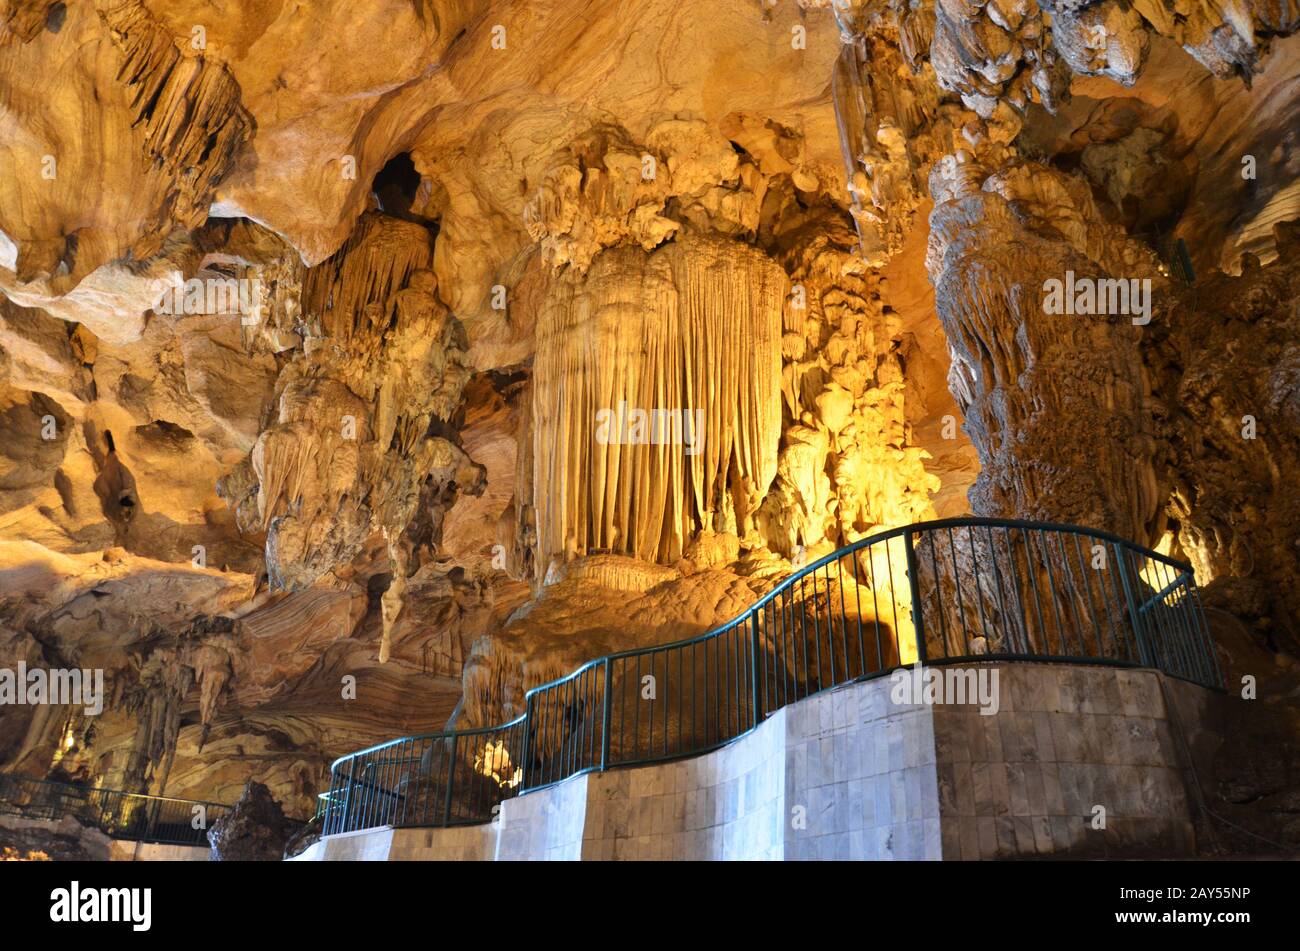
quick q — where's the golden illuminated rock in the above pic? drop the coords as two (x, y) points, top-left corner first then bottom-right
(0, 0), (1296, 845)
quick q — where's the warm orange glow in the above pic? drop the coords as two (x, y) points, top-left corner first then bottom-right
(2, 847), (50, 861)
(862, 536), (919, 665)
(475, 740), (522, 789)
(1139, 532), (1176, 592)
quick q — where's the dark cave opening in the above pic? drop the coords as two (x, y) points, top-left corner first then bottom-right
(372, 152), (437, 228)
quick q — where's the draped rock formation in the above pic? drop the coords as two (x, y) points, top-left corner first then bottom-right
(219, 214), (482, 592)
(923, 0), (1299, 119)
(926, 154), (1165, 542)
(0, 0), (251, 292)
(529, 236), (786, 575)
(761, 210), (940, 558)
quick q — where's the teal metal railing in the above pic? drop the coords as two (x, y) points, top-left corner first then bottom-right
(0, 773), (230, 847)
(322, 517), (1223, 835)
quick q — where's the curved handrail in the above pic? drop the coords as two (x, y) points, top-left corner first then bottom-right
(330, 517), (1193, 769)
(322, 517), (1222, 834)
(0, 774), (230, 811)
(0, 773), (231, 847)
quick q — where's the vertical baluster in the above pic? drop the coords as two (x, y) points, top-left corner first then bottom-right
(1113, 545), (1151, 667)
(1071, 533), (1105, 659)
(923, 532), (947, 659)
(647, 653), (657, 756)
(904, 531), (927, 664)
(601, 659), (613, 771)
(946, 527), (970, 654)
(678, 644), (685, 755)
(823, 563), (838, 686)
(1095, 548), (1127, 663)
(1022, 528), (1048, 655)
(849, 552), (866, 680)
(885, 536), (905, 664)
(615, 657), (626, 767)
(690, 641), (698, 753)
(443, 735), (457, 825)
(1190, 581), (1222, 688)
(1002, 528), (1030, 654)
(633, 655), (642, 763)
(1054, 532), (1086, 657)
(662, 651), (670, 757)
(1038, 530), (1067, 655)
(780, 587), (792, 706)
(966, 525), (991, 649)
(569, 675), (581, 778)
(414, 739), (428, 825)
(982, 524), (1010, 654)
(866, 543), (883, 671)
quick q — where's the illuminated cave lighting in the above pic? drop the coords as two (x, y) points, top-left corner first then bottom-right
(1139, 531), (1176, 593)
(50, 722), (77, 768)
(862, 536), (919, 666)
(2, 847), (50, 861)
(475, 740), (523, 789)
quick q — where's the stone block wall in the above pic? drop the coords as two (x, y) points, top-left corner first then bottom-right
(579, 707), (786, 860)
(296, 663), (1217, 861)
(933, 665), (1201, 859)
(784, 680), (941, 860)
(495, 767), (589, 860)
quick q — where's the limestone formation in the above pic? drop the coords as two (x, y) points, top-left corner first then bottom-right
(529, 235), (786, 575)
(0, 1), (1296, 858)
(217, 214), (482, 592)
(926, 154), (1166, 541)
(1146, 222), (1300, 636)
(206, 778), (295, 861)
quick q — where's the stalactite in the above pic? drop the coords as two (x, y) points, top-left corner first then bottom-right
(530, 235), (786, 578)
(1146, 223), (1300, 633)
(301, 212), (435, 341)
(831, 13), (957, 265)
(761, 216), (940, 558)
(379, 539), (407, 665)
(220, 215), (479, 593)
(97, 0), (252, 259)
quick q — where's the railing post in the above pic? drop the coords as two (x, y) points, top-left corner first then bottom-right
(1190, 582), (1225, 690)
(443, 735), (458, 826)
(904, 530), (927, 664)
(339, 759), (357, 834)
(520, 694), (534, 792)
(1113, 543), (1154, 667)
(140, 796), (157, 844)
(749, 611), (763, 727)
(600, 659), (612, 771)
